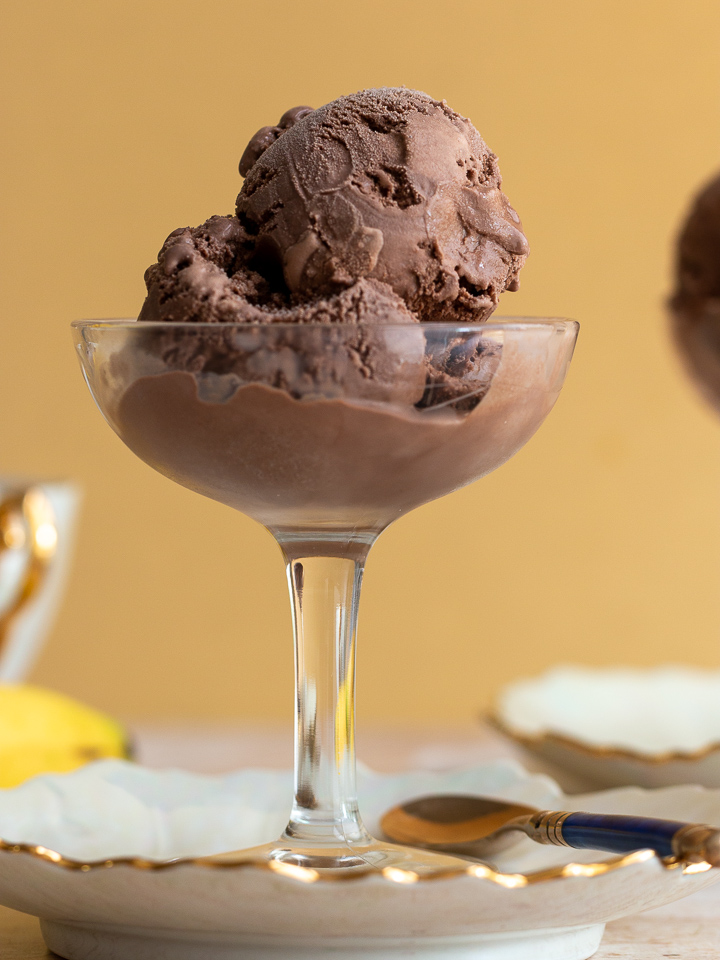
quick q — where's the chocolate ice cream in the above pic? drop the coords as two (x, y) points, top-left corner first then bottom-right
(670, 171), (720, 410)
(138, 88), (526, 408)
(140, 89), (527, 331)
(109, 88), (548, 539)
(115, 343), (562, 535)
(236, 88), (528, 322)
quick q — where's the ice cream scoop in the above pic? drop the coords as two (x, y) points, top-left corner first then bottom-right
(137, 88), (529, 412)
(669, 170), (720, 410)
(140, 273), (428, 405)
(381, 793), (720, 864)
(237, 88), (528, 322)
(141, 89), (528, 332)
(671, 172), (720, 314)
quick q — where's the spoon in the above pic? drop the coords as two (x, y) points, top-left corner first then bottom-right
(380, 794), (720, 865)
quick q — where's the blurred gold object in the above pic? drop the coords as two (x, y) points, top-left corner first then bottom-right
(0, 487), (58, 656)
(0, 485), (124, 786)
(671, 824), (720, 865)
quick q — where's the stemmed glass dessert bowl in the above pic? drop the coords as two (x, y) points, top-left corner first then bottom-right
(72, 316), (578, 874)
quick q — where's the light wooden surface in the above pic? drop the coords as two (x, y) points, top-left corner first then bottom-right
(0, 722), (718, 959)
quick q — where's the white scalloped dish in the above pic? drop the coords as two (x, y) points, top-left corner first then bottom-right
(0, 759), (718, 960)
(495, 665), (720, 789)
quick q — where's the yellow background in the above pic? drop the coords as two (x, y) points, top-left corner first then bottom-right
(2, 0), (719, 724)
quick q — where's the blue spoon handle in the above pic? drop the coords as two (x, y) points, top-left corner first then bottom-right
(526, 811), (720, 865)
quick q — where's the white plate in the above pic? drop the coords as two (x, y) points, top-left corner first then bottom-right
(0, 758), (717, 960)
(495, 665), (720, 789)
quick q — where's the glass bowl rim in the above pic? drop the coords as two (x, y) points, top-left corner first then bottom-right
(72, 317), (578, 333)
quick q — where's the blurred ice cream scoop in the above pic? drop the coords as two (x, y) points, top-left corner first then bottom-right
(669, 171), (720, 411)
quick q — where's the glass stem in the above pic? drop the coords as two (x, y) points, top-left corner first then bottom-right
(278, 541), (372, 849)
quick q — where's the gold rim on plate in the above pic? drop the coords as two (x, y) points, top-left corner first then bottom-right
(0, 835), (710, 885)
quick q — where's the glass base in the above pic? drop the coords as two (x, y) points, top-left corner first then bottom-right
(209, 838), (478, 877)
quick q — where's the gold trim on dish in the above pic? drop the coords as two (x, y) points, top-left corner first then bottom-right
(0, 836), (710, 884)
(488, 713), (720, 766)
(0, 488), (58, 655)
(526, 810), (574, 847)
